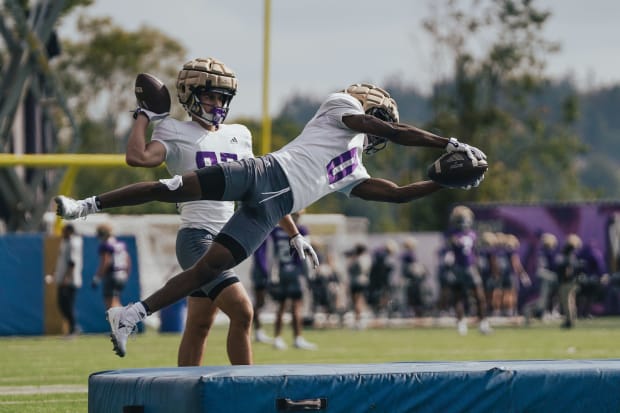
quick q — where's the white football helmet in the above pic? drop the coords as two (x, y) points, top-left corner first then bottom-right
(343, 83), (399, 155)
(176, 57), (237, 126)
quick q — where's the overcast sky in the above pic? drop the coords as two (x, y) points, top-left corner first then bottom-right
(58, 0), (620, 119)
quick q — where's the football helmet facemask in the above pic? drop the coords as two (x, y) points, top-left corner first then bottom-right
(176, 58), (237, 127)
(343, 83), (399, 155)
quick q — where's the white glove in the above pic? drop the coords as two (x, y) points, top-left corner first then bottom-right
(289, 234), (320, 268)
(132, 107), (169, 122)
(446, 137), (487, 166)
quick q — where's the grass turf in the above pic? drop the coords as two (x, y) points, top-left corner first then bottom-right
(1, 317), (620, 412)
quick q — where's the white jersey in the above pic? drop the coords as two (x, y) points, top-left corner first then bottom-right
(54, 235), (83, 288)
(152, 118), (254, 233)
(271, 92), (370, 213)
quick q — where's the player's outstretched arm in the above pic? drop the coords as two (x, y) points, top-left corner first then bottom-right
(342, 114), (448, 149)
(342, 115), (486, 163)
(350, 178), (443, 203)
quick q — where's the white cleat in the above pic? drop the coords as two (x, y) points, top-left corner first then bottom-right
(106, 305), (142, 357)
(273, 336), (288, 350)
(55, 195), (98, 220)
(255, 329), (274, 344)
(457, 319), (468, 336)
(294, 336), (318, 351)
(479, 319), (493, 335)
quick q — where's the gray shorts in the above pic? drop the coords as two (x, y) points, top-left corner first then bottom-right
(176, 227), (239, 299)
(216, 155), (294, 262)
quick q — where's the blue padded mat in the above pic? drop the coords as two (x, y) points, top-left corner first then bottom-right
(89, 359), (620, 413)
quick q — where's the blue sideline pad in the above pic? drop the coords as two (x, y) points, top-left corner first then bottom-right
(89, 359), (620, 413)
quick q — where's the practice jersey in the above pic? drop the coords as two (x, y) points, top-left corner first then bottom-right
(54, 235), (83, 288)
(446, 228), (477, 268)
(152, 118), (254, 233)
(98, 237), (130, 279)
(270, 225), (309, 281)
(271, 92), (370, 213)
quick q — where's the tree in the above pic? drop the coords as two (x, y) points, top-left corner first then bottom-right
(407, 0), (593, 229)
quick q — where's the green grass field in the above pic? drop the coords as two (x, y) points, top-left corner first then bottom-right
(2, 318), (620, 412)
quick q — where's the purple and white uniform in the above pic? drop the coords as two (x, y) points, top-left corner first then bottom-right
(212, 92), (373, 261)
(446, 228), (483, 289)
(271, 92), (370, 213)
(153, 118), (254, 233)
(153, 118), (253, 298)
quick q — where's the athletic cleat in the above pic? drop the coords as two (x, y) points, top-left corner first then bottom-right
(255, 329), (274, 344)
(106, 305), (142, 357)
(294, 336), (317, 351)
(457, 319), (468, 336)
(273, 336), (288, 350)
(479, 319), (493, 335)
(55, 195), (98, 220)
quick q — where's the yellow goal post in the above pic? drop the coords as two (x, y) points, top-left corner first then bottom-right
(0, 153), (164, 233)
(0, 153), (130, 195)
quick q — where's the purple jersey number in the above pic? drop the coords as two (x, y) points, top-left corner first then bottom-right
(326, 148), (359, 184)
(195, 151), (238, 168)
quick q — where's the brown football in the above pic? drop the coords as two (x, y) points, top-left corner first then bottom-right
(134, 73), (171, 114)
(427, 151), (488, 188)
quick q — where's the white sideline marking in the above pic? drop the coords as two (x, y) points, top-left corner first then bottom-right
(0, 384), (87, 395)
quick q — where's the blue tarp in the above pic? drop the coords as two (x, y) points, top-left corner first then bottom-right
(0, 234), (44, 335)
(0, 233), (141, 335)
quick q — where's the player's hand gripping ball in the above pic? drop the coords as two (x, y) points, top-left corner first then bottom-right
(427, 151), (488, 189)
(134, 73), (171, 114)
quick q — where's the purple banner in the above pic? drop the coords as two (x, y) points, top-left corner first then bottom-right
(469, 202), (620, 275)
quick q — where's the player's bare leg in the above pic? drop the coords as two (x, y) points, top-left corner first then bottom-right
(177, 297), (219, 366)
(292, 298), (317, 350)
(55, 171), (203, 219)
(273, 300), (288, 350)
(213, 283), (254, 365)
(108, 241), (238, 357)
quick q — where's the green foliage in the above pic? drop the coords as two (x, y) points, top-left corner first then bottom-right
(417, 0), (594, 220)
